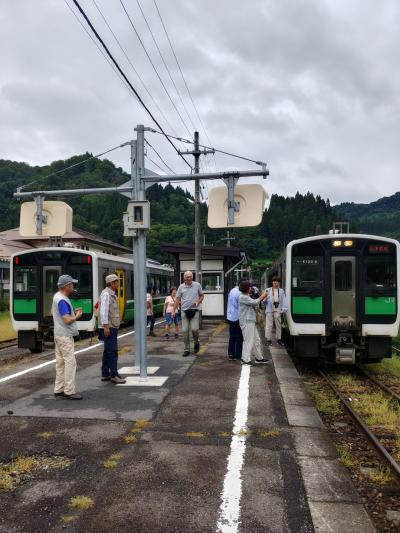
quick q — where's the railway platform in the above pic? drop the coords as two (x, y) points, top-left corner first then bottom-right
(0, 321), (376, 532)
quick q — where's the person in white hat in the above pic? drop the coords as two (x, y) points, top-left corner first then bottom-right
(53, 274), (83, 400)
(98, 273), (126, 384)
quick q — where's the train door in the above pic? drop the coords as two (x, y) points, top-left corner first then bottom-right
(115, 269), (125, 319)
(43, 266), (62, 320)
(331, 257), (356, 326)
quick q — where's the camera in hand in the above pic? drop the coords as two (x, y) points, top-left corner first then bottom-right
(249, 286), (260, 299)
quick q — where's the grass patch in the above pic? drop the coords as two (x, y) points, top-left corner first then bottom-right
(61, 515), (78, 524)
(68, 496), (94, 510)
(109, 453), (124, 461)
(37, 432), (55, 439)
(237, 429), (253, 436)
(367, 467), (394, 485)
(0, 311), (16, 342)
(185, 431), (206, 438)
(333, 374), (365, 392)
(0, 455), (73, 492)
(218, 432), (231, 438)
(357, 391), (400, 432)
(133, 419), (152, 430)
(124, 435), (137, 444)
(102, 459), (118, 469)
(305, 383), (341, 415)
(366, 354), (400, 380)
(336, 445), (359, 469)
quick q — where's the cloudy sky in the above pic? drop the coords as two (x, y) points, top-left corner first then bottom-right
(1, 0), (399, 204)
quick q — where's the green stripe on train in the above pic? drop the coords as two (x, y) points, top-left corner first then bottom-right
(14, 299), (37, 314)
(71, 298), (93, 314)
(365, 297), (396, 315)
(292, 296), (323, 314)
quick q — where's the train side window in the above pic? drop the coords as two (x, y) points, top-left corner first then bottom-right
(364, 256), (396, 289)
(14, 266), (37, 292)
(292, 257), (323, 288)
(334, 261), (352, 291)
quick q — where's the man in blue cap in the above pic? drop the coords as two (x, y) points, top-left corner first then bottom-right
(52, 274), (83, 400)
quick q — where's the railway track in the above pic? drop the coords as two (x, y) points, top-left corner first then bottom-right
(0, 339), (17, 351)
(319, 369), (400, 482)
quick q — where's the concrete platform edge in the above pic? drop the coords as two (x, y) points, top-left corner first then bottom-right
(270, 346), (376, 533)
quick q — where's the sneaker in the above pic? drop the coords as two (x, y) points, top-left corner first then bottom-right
(277, 339), (284, 346)
(163, 333), (170, 339)
(267, 340), (273, 346)
(54, 391), (65, 397)
(194, 341), (200, 354)
(111, 375), (126, 384)
(148, 331), (156, 337)
(63, 393), (83, 400)
(174, 334), (178, 339)
(101, 376), (111, 381)
(228, 355), (235, 360)
(241, 360), (253, 365)
(182, 350), (190, 357)
(255, 358), (272, 365)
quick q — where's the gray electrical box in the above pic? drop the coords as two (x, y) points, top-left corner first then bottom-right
(123, 201), (150, 236)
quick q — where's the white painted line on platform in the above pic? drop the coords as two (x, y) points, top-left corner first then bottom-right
(0, 320), (166, 385)
(118, 366), (160, 375)
(216, 364), (250, 533)
(117, 376), (168, 387)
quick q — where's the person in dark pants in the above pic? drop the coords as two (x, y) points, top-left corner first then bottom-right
(146, 286), (156, 336)
(226, 280), (244, 360)
(98, 274), (126, 384)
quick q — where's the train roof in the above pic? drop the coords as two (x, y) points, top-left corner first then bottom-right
(287, 233), (400, 249)
(10, 247), (174, 272)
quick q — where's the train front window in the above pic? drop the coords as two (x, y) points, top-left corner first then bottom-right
(14, 266), (37, 292)
(364, 256), (396, 289)
(292, 257), (323, 288)
(69, 268), (92, 293)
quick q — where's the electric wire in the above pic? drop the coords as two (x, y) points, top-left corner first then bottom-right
(145, 139), (176, 175)
(153, 0), (214, 150)
(70, 0), (192, 170)
(135, 0), (196, 132)
(150, 130), (266, 166)
(146, 155), (170, 175)
(91, 0), (178, 137)
(19, 143), (128, 192)
(119, 0), (192, 138)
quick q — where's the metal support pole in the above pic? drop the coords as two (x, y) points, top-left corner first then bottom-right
(132, 125), (148, 380)
(193, 132), (202, 327)
(34, 195), (46, 235)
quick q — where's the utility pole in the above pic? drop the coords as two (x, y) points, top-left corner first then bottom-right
(179, 132), (214, 327)
(221, 230), (235, 248)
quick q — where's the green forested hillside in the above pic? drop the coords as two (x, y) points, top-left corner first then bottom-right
(335, 192), (400, 239)
(0, 155), (338, 262)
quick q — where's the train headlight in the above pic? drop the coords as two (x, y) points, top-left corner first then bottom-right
(344, 240), (353, 247)
(332, 240), (342, 247)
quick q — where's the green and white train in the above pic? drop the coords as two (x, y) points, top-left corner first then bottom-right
(265, 234), (400, 364)
(10, 247), (174, 352)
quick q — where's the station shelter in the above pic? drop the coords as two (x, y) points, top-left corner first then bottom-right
(160, 243), (245, 318)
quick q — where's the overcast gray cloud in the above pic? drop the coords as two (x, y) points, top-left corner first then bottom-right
(0, 0), (399, 204)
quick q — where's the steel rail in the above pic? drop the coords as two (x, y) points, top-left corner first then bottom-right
(357, 365), (400, 403)
(319, 370), (400, 481)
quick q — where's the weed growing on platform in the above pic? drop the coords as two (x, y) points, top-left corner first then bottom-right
(124, 435), (137, 444)
(218, 432), (231, 438)
(37, 432), (55, 439)
(109, 453), (124, 461)
(61, 515), (78, 524)
(134, 419), (152, 429)
(0, 471), (13, 491)
(69, 496), (94, 510)
(185, 432), (206, 438)
(102, 459), (118, 469)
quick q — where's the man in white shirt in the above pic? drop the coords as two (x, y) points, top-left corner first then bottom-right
(174, 271), (204, 357)
(98, 274), (126, 384)
(265, 277), (288, 346)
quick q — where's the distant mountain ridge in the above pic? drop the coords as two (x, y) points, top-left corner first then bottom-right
(335, 192), (400, 239)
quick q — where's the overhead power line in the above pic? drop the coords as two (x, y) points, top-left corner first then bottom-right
(91, 0), (178, 137)
(135, 0), (196, 133)
(119, 0), (192, 138)
(153, 0), (215, 150)
(70, 0), (192, 170)
(145, 139), (176, 175)
(19, 142), (128, 192)
(150, 130), (267, 166)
